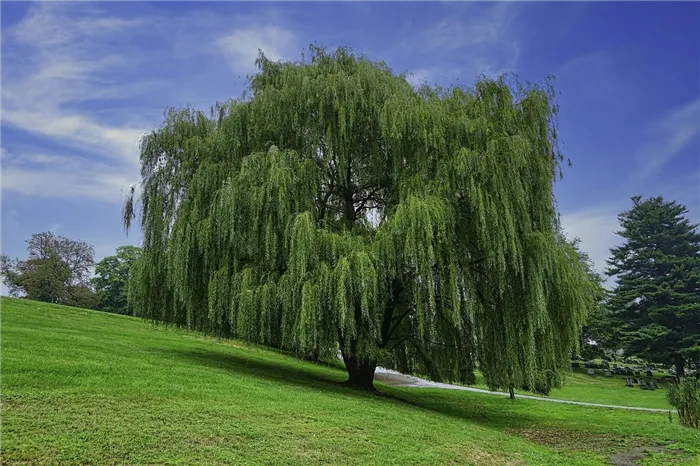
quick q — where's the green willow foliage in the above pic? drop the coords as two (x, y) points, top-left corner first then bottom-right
(125, 47), (594, 390)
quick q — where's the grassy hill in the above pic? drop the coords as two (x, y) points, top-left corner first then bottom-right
(2, 297), (699, 465)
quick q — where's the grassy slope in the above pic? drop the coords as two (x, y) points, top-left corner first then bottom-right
(2, 297), (699, 466)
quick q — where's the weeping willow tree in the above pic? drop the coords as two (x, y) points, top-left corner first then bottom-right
(124, 47), (595, 391)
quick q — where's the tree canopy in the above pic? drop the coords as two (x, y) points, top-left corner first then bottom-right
(93, 245), (142, 315)
(125, 47), (594, 390)
(1, 231), (97, 309)
(606, 195), (700, 376)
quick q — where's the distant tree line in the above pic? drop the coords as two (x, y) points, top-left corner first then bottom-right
(1, 232), (141, 315)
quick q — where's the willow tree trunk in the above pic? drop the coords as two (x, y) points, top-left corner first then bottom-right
(342, 352), (377, 390)
(675, 354), (685, 377)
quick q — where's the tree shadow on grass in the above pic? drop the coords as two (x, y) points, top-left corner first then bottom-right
(378, 387), (518, 427)
(159, 347), (351, 394)
(161, 346), (541, 431)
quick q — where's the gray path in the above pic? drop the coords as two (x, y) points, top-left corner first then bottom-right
(374, 367), (670, 413)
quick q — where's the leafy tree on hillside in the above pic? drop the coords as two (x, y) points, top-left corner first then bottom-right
(606, 196), (700, 376)
(64, 284), (101, 310)
(1, 232), (97, 308)
(1, 253), (71, 303)
(124, 47), (593, 390)
(92, 246), (142, 314)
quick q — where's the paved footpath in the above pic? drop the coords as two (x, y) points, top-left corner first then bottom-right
(373, 367), (670, 413)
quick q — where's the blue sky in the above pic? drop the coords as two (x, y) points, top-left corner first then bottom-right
(1, 1), (699, 288)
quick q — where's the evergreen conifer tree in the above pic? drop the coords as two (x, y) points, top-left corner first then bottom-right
(606, 196), (700, 376)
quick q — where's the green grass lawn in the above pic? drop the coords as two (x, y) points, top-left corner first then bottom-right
(465, 369), (672, 410)
(547, 369), (672, 410)
(2, 297), (699, 465)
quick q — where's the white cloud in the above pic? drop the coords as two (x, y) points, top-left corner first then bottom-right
(632, 98), (700, 182)
(217, 25), (298, 72)
(406, 68), (433, 88)
(405, 67), (460, 88)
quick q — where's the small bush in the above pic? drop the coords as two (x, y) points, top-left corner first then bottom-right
(668, 377), (700, 429)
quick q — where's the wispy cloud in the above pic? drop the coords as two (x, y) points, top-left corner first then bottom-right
(4, 3), (152, 113)
(558, 91), (700, 283)
(1, 149), (136, 203)
(3, 149), (82, 170)
(631, 98), (700, 182)
(2, 4), (300, 203)
(397, 3), (521, 85)
(554, 50), (620, 101)
(1, 3), (149, 202)
(409, 3), (517, 54)
(560, 98), (700, 284)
